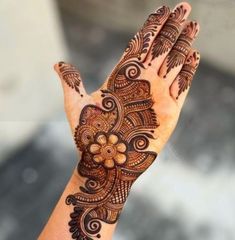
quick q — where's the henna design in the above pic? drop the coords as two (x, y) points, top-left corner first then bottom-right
(163, 21), (198, 78)
(58, 62), (83, 97)
(151, 5), (187, 60)
(175, 51), (200, 99)
(124, 6), (170, 61)
(89, 132), (127, 168)
(65, 10), (164, 240)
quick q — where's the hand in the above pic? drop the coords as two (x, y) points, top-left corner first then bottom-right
(54, 2), (200, 239)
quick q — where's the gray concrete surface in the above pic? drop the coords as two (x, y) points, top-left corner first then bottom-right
(0, 0), (67, 163)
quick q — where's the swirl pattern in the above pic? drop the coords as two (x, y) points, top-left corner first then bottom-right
(52, 2), (201, 239)
(64, 6), (170, 240)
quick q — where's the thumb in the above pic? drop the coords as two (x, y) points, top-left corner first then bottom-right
(54, 61), (87, 97)
(54, 62), (88, 130)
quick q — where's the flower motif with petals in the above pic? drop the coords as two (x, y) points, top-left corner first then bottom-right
(89, 132), (127, 168)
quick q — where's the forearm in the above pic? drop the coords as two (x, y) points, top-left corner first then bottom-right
(39, 167), (118, 240)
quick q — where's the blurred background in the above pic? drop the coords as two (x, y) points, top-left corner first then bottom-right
(0, 0), (235, 239)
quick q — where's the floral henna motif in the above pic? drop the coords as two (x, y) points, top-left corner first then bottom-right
(58, 62), (83, 96)
(66, 63), (158, 238)
(64, 8), (169, 240)
(89, 132), (127, 168)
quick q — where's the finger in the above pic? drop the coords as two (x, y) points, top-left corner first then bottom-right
(159, 21), (199, 85)
(54, 62), (88, 131)
(170, 50), (200, 107)
(147, 2), (192, 70)
(54, 62), (87, 97)
(122, 5), (170, 62)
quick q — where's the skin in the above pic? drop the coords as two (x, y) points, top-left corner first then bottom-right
(39, 2), (200, 240)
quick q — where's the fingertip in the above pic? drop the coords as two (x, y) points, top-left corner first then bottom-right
(191, 21), (200, 36)
(193, 20), (200, 30)
(182, 20), (200, 39)
(177, 2), (192, 12)
(196, 51), (201, 68)
(170, 2), (192, 24)
(196, 50), (201, 59)
(155, 5), (170, 14)
(188, 49), (201, 67)
(54, 61), (65, 73)
(53, 63), (59, 72)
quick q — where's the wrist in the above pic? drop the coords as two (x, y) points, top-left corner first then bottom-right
(39, 166), (117, 240)
(63, 158), (131, 239)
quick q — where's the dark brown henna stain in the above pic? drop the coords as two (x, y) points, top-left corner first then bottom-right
(57, 62), (83, 97)
(151, 5), (187, 60)
(163, 21), (199, 78)
(124, 6), (170, 62)
(140, 6), (170, 57)
(65, 11), (163, 239)
(175, 51), (200, 99)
